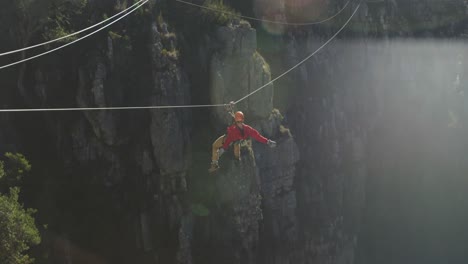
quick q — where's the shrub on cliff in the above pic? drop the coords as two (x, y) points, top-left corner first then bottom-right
(200, 0), (239, 25)
(0, 188), (41, 264)
(0, 153), (40, 264)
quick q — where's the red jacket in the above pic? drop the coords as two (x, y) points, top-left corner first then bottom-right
(222, 124), (268, 150)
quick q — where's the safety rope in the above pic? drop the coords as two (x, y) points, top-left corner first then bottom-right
(0, 0), (149, 71)
(235, 2), (361, 104)
(0, 0), (147, 58)
(175, 0), (351, 26)
(0, 2), (361, 112)
(0, 104), (226, 112)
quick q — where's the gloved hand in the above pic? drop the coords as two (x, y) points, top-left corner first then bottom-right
(217, 148), (225, 157)
(267, 139), (277, 148)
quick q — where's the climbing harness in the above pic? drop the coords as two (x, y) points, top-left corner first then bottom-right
(0, 0), (149, 71)
(175, 0), (351, 26)
(0, 3), (361, 112)
(238, 139), (251, 148)
(0, 0), (148, 58)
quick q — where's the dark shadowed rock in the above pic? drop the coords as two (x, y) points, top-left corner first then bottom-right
(212, 144), (263, 264)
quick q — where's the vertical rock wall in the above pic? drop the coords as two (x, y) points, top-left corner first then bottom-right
(0, 0), (466, 263)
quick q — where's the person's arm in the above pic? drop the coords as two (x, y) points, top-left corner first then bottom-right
(246, 126), (268, 144)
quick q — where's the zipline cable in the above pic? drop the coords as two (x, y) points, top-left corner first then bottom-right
(235, 2), (361, 104)
(175, 0), (351, 26)
(0, 2), (361, 112)
(0, 104), (227, 112)
(0, 0), (149, 71)
(0, 0), (147, 57)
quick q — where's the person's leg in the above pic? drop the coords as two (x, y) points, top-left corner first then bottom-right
(212, 135), (225, 162)
(210, 135), (225, 172)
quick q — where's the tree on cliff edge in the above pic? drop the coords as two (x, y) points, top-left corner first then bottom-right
(0, 153), (40, 264)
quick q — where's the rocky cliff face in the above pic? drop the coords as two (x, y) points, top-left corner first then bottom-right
(0, 5), (195, 262)
(0, 0), (467, 263)
(185, 16), (300, 264)
(209, 21), (273, 122)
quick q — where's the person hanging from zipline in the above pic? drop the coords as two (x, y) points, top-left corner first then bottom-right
(209, 102), (276, 173)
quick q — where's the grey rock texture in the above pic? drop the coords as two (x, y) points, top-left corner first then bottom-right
(254, 116), (301, 264)
(215, 145), (263, 264)
(0, 0), (466, 264)
(210, 22), (273, 123)
(197, 112), (297, 264)
(148, 21), (192, 176)
(190, 17), (299, 264)
(0, 11), (195, 263)
(146, 21), (193, 264)
(77, 59), (118, 146)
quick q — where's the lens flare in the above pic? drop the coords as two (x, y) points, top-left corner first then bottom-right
(254, 0), (287, 35)
(284, 0), (328, 23)
(254, 0), (329, 35)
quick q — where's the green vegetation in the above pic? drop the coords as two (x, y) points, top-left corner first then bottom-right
(157, 11), (165, 25)
(0, 153), (31, 191)
(161, 48), (179, 59)
(191, 203), (210, 216)
(42, 0), (87, 43)
(0, 0), (89, 55)
(0, 153), (40, 264)
(108, 31), (123, 40)
(254, 51), (271, 76)
(163, 32), (177, 39)
(199, 0), (240, 26)
(0, 188), (41, 264)
(108, 29), (132, 52)
(156, 14), (180, 59)
(42, 26), (77, 42)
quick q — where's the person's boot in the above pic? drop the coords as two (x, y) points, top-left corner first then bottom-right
(208, 160), (220, 173)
